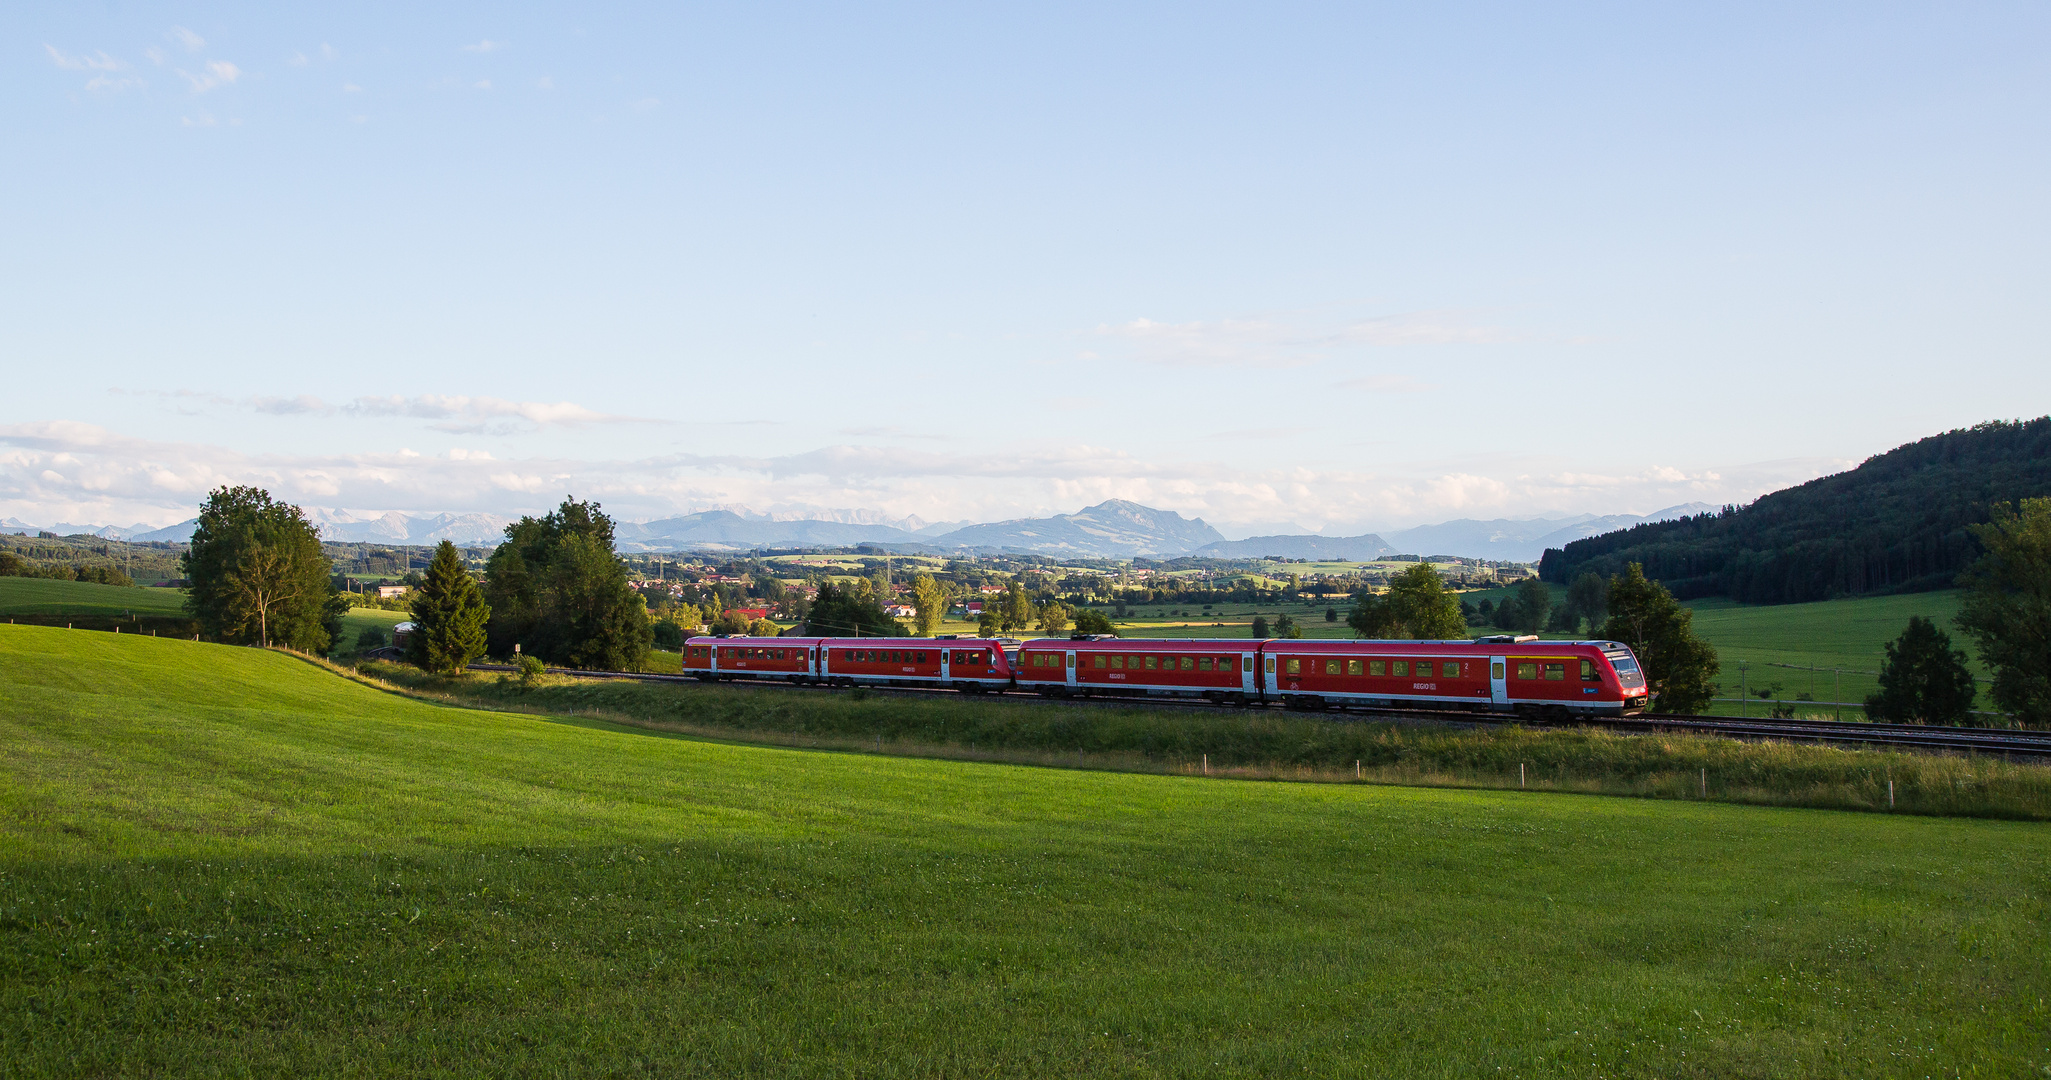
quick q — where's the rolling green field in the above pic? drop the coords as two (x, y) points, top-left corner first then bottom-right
(3, 624), (2048, 1077)
(1685, 591), (1982, 715)
(0, 577), (187, 617)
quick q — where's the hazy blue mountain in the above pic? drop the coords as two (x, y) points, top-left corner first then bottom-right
(929, 500), (1224, 557)
(1379, 503), (1718, 562)
(616, 511), (922, 552)
(1190, 533), (1395, 560)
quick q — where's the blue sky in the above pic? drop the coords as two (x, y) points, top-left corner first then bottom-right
(6, 2), (2049, 535)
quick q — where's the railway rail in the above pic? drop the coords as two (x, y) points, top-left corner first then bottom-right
(465, 661), (2051, 759)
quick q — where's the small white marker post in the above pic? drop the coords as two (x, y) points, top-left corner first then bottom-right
(1520, 763), (1525, 788)
(1356, 760), (1362, 780)
(1889, 780), (1895, 808)
(1203, 754), (1208, 776)
(1701, 767), (1707, 797)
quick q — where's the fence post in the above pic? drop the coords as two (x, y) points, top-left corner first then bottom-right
(1700, 767), (1706, 797)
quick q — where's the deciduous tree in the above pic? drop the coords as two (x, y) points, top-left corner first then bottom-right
(911, 573), (949, 636)
(1511, 577), (1552, 636)
(1037, 601), (1072, 636)
(408, 540), (491, 674)
(182, 486), (339, 651)
(1955, 497), (2051, 727)
(1598, 563), (1720, 714)
(1865, 616), (1978, 725)
(1073, 608), (1114, 635)
(1348, 563), (1466, 639)
(482, 498), (651, 670)
(1566, 572), (1610, 635)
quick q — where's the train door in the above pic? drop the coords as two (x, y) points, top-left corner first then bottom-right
(1263, 654), (1278, 696)
(1065, 651), (1077, 689)
(940, 648), (950, 681)
(1490, 655), (1508, 708)
(1241, 653), (1255, 694)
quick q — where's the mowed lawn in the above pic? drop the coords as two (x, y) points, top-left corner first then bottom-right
(2, 627), (2047, 1077)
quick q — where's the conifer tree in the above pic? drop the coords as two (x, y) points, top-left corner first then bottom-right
(1865, 616), (1978, 725)
(408, 540), (491, 674)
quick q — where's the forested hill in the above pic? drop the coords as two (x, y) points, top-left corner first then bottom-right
(1538, 417), (2051, 604)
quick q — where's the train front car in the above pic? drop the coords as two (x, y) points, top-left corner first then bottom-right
(1017, 637), (1260, 702)
(683, 636), (821, 683)
(1259, 638), (1650, 717)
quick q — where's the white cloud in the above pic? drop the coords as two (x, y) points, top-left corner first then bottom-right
(536, 75), (555, 90)
(474, 79), (492, 90)
(341, 394), (651, 432)
(45, 45), (126, 71)
(0, 419), (1852, 542)
(289, 51), (309, 67)
(342, 82), (362, 93)
(169, 26), (205, 51)
(462, 39), (508, 53)
(180, 113), (217, 128)
(179, 60), (240, 94)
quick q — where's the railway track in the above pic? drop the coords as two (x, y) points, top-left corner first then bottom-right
(465, 663), (2051, 758)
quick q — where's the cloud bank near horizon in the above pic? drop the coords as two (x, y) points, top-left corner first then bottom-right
(0, 419), (1847, 534)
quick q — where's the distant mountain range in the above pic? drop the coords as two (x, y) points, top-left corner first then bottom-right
(1, 499), (1715, 562)
(1375, 504), (1719, 564)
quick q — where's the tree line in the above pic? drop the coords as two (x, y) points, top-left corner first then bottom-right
(178, 488), (644, 674)
(1539, 417), (2051, 605)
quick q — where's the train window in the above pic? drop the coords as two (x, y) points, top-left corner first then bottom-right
(1416, 661), (1433, 677)
(1442, 661), (1459, 677)
(1145, 656), (1158, 671)
(1286, 658), (1301, 674)
(1093, 655), (1107, 669)
(1325, 659), (1341, 675)
(1198, 658), (1213, 672)
(1492, 662), (1505, 680)
(1129, 656), (1142, 669)
(845, 650), (855, 661)
(1581, 658), (1598, 681)
(1068, 654), (1076, 668)
(1393, 661), (1408, 676)
(1111, 655), (1124, 669)
(1180, 657), (1194, 671)
(1516, 662), (1538, 680)
(1544, 662), (1566, 681)
(917, 652), (928, 664)
(1347, 659), (1363, 676)
(1369, 660), (1386, 676)
(1224, 657), (1238, 672)
(1265, 657), (1275, 673)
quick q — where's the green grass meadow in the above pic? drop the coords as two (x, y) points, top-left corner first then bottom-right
(3, 624), (2049, 1077)
(0, 577), (187, 617)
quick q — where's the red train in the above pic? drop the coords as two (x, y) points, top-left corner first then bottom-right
(683, 634), (1651, 717)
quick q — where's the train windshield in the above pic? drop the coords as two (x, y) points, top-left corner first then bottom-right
(1605, 652), (1646, 687)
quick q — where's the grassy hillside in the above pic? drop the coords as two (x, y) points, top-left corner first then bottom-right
(0, 576), (187, 616)
(1685, 591), (1987, 715)
(4, 625), (2049, 1076)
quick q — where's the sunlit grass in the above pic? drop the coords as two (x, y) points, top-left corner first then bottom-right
(4, 624), (2047, 1077)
